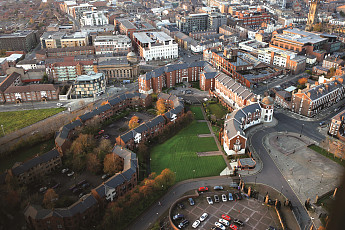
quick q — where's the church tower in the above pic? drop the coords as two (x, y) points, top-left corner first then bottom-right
(306, 0), (319, 31)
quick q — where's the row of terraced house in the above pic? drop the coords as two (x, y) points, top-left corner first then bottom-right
(12, 90), (185, 230)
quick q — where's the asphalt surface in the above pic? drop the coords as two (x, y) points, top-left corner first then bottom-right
(128, 105), (342, 230)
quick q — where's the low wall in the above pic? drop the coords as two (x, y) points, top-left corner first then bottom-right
(168, 191), (199, 230)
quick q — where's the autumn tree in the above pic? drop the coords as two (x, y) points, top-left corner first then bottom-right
(156, 99), (166, 115)
(298, 77), (308, 86)
(101, 101), (108, 106)
(327, 67), (336, 77)
(128, 116), (139, 129)
(103, 153), (123, 175)
(161, 168), (176, 187)
(86, 153), (101, 173)
(5, 189), (20, 211)
(70, 133), (95, 156)
(94, 138), (112, 161)
(43, 188), (58, 209)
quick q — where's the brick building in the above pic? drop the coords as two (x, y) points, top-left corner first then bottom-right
(0, 31), (38, 52)
(291, 77), (345, 117)
(0, 72), (22, 103)
(228, 6), (271, 29)
(329, 110), (345, 138)
(10, 149), (62, 185)
(36, 46), (95, 59)
(3, 84), (59, 103)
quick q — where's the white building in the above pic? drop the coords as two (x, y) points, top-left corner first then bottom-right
(80, 11), (109, 27)
(257, 47), (297, 67)
(94, 35), (131, 55)
(133, 32), (178, 61)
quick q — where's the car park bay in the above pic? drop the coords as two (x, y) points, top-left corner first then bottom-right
(170, 187), (281, 230)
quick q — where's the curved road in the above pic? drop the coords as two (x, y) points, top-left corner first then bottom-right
(129, 108), (341, 230)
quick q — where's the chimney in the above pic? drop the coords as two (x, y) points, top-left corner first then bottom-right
(306, 83), (310, 89)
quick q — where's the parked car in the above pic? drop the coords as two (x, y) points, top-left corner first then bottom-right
(188, 198), (195, 206)
(102, 134), (110, 139)
(233, 219), (244, 226)
(102, 174), (109, 180)
(236, 192), (243, 200)
(177, 203), (185, 209)
(218, 218), (229, 226)
(230, 224), (239, 230)
(221, 194), (227, 202)
(319, 121), (326, 126)
(192, 220), (200, 228)
(82, 183), (90, 189)
(67, 171), (75, 177)
(173, 214), (184, 220)
(39, 187), (47, 193)
(206, 197), (213, 205)
(73, 188), (81, 194)
(57, 103), (63, 107)
(221, 214), (231, 221)
(214, 222), (225, 230)
(198, 187), (209, 192)
(69, 185), (77, 191)
(61, 168), (69, 174)
(210, 227), (222, 230)
(178, 219), (189, 229)
(199, 213), (208, 222)
(98, 130), (104, 135)
(228, 193), (233, 201)
(79, 193), (85, 198)
(266, 227), (277, 230)
(214, 195), (220, 203)
(214, 186), (223, 190)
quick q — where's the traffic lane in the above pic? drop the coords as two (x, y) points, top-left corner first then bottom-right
(129, 177), (235, 230)
(0, 101), (67, 112)
(273, 112), (324, 142)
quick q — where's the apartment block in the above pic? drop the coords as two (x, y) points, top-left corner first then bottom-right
(94, 35), (131, 55)
(74, 72), (106, 97)
(0, 31), (38, 52)
(80, 11), (109, 26)
(40, 31), (89, 49)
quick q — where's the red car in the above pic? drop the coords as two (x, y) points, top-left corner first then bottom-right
(198, 187), (209, 192)
(230, 224), (238, 230)
(221, 214), (231, 221)
(98, 130), (104, 135)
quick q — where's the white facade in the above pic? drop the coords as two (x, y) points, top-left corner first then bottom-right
(94, 35), (131, 55)
(257, 47), (297, 68)
(80, 11), (109, 26)
(134, 32), (178, 61)
(191, 40), (222, 53)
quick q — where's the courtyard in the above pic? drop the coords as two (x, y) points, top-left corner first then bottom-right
(150, 106), (226, 182)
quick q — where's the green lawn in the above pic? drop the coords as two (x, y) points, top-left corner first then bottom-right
(151, 120), (226, 182)
(308, 144), (345, 167)
(0, 108), (65, 137)
(207, 103), (228, 119)
(190, 106), (205, 120)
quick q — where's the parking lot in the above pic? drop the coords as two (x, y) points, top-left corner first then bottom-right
(171, 188), (281, 230)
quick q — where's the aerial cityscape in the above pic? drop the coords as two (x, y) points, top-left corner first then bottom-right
(0, 0), (344, 229)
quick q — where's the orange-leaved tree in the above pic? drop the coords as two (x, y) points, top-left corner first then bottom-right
(298, 77), (308, 86)
(156, 99), (166, 115)
(43, 189), (59, 209)
(103, 153), (123, 175)
(128, 116), (139, 129)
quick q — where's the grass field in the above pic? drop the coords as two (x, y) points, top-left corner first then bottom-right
(0, 108), (65, 137)
(207, 103), (228, 119)
(308, 144), (345, 167)
(190, 106), (205, 120)
(151, 120), (226, 182)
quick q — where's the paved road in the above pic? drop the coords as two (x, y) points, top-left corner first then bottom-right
(129, 177), (234, 230)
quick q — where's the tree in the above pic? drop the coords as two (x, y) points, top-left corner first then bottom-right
(156, 99), (166, 115)
(160, 168), (176, 187)
(327, 67), (336, 77)
(42, 73), (49, 83)
(94, 139), (112, 161)
(312, 23), (322, 32)
(128, 116), (139, 129)
(298, 78), (308, 86)
(70, 133), (95, 156)
(103, 153), (123, 175)
(341, 11), (345, 18)
(86, 153), (101, 173)
(5, 189), (20, 211)
(43, 188), (58, 209)
(29, 18), (34, 24)
(72, 154), (86, 171)
(101, 101), (108, 106)
(304, 70), (312, 75)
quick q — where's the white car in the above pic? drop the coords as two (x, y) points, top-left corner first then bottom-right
(219, 218), (230, 226)
(200, 213), (208, 222)
(67, 171), (75, 177)
(39, 187), (47, 193)
(206, 197), (213, 205)
(192, 220), (200, 228)
(215, 222), (226, 230)
(61, 168), (69, 174)
(222, 194), (227, 202)
(57, 103), (63, 107)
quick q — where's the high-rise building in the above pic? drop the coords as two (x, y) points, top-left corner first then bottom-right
(176, 13), (209, 33)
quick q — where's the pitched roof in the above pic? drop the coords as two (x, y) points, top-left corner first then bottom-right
(4, 84), (57, 94)
(0, 72), (21, 93)
(12, 149), (60, 176)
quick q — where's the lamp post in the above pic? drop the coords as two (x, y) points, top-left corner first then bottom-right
(193, 170), (195, 179)
(280, 185), (283, 196)
(300, 124), (304, 137)
(255, 176), (257, 185)
(0, 125), (4, 136)
(320, 173), (324, 183)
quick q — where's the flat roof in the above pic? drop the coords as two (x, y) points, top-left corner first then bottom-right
(76, 72), (103, 81)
